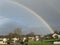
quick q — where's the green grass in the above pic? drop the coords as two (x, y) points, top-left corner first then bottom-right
(0, 41), (60, 45)
(28, 41), (51, 45)
(28, 41), (60, 45)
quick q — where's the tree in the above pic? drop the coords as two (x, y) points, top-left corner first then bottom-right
(7, 33), (13, 43)
(54, 30), (59, 34)
(14, 28), (22, 35)
(12, 27), (22, 38)
(26, 32), (35, 36)
(58, 31), (60, 35)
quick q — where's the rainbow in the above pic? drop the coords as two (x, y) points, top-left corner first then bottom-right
(8, 0), (54, 33)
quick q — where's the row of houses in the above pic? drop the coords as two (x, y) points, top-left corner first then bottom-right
(0, 33), (60, 44)
(0, 35), (41, 44)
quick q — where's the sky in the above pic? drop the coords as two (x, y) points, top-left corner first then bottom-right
(0, 0), (60, 35)
(12, 0), (60, 31)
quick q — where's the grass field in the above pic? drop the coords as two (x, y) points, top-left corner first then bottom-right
(0, 41), (60, 45)
(28, 41), (60, 45)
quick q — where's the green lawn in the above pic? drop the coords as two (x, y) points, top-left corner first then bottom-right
(0, 41), (60, 45)
(28, 41), (60, 45)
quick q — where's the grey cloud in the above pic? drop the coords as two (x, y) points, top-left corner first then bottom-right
(12, 0), (60, 31)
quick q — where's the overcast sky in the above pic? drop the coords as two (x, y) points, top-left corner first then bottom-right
(12, 0), (60, 31)
(0, 0), (60, 35)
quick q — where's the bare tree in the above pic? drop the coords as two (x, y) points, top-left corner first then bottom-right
(14, 28), (22, 35)
(26, 32), (35, 36)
